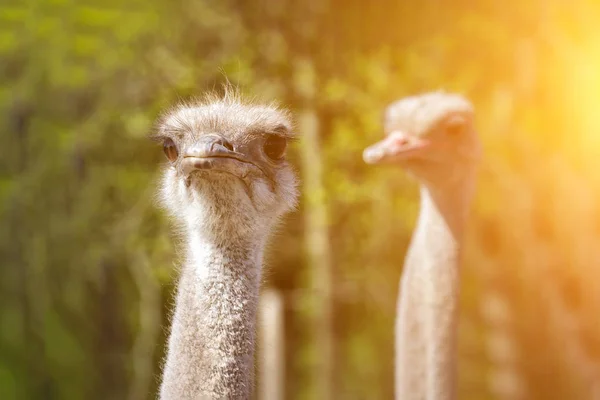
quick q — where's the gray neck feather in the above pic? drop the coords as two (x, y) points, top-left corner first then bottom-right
(160, 229), (264, 399)
(395, 171), (475, 400)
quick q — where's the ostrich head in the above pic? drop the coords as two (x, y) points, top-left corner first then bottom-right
(363, 92), (480, 186)
(153, 93), (298, 241)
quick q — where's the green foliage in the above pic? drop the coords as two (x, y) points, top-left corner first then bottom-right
(2, 0), (600, 399)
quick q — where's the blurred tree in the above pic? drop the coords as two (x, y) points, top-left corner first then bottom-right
(3, 0), (600, 399)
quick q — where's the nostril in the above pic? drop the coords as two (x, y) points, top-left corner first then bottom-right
(220, 139), (234, 152)
(392, 137), (408, 146)
(210, 138), (234, 152)
(388, 131), (409, 146)
(189, 135), (236, 156)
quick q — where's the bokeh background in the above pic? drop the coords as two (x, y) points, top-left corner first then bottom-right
(2, 0), (600, 399)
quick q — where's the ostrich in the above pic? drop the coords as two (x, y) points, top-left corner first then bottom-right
(152, 92), (298, 399)
(363, 92), (480, 400)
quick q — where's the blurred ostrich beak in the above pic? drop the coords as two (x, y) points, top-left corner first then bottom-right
(363, 130), (431, 164)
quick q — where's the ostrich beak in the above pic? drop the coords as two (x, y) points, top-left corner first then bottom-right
(363, 130), (430, 164)
(180, 135), (260, 179)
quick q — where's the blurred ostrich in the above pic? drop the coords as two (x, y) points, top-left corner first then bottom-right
(152, 92), (298, 399)
(363, 92), (480, 400)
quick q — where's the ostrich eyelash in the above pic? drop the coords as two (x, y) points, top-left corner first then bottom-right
(282, 136), (299, 144)
(150, 130), (182, 144)
(149, 133), (167, 143)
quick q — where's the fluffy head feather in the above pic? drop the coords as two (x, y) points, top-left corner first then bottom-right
(152, 91), (298, 243)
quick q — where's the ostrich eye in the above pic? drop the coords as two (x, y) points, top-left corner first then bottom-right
(444, 116), (467, 136)
(263, 135), (287, 161)
(163, 138), (178, 162)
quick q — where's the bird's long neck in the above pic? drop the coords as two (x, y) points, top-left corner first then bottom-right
(160, 229), (265, 400)
(395, 174), (475, 400)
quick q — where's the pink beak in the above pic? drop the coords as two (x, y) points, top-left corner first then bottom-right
(363, 130), (430, 164)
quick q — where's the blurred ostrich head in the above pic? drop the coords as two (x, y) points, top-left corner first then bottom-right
(364, 91), (480, 185)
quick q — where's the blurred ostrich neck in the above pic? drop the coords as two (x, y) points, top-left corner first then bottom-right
(396, 169), (476, 400)
(160, 224), (266, 399)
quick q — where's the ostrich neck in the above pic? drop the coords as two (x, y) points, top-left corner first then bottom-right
(395, 173), (475, 400)
(160, 229), (265, 400)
